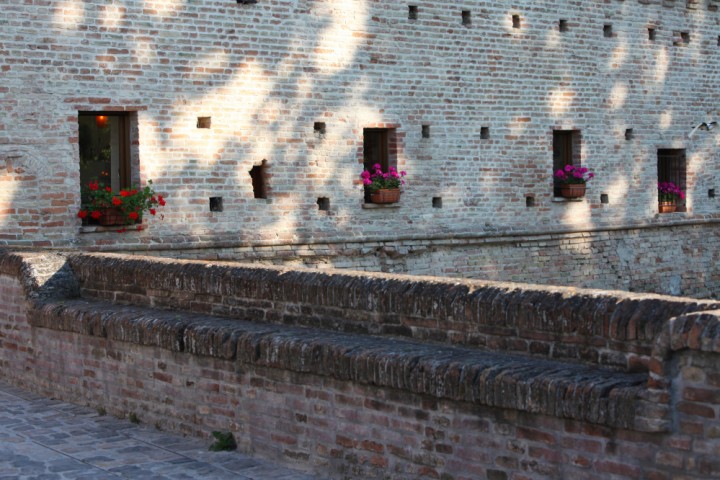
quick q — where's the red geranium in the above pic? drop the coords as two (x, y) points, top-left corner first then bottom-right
(79, 179), (167, 230)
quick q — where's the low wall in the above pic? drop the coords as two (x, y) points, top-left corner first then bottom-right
(2, 250), (720, 479)
(107, 221), (720, 299)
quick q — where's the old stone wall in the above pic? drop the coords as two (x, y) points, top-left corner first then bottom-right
(2, 250), (720, 478)
(2, 0), (720, 255)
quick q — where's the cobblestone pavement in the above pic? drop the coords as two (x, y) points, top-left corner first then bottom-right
(0, 381), (325, 479)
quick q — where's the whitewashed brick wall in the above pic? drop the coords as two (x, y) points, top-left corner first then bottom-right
(2, 0), (720, 293)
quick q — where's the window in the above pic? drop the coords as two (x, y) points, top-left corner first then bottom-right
(363, 128), (397, 202)
(552, 130), (581, 196)
(79, 112), (133, 196)
(657, 149), (686, 211)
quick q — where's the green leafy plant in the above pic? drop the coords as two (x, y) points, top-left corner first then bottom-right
(209, 431), (237, 451)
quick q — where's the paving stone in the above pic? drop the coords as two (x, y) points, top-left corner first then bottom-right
(0, 381), (328, 479)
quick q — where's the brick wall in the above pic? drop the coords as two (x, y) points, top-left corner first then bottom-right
(2, 0), (720, 264)
(133, 221), (720, 298)
(2, 250), (720, 478)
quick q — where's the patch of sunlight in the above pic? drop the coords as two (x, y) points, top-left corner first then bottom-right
(53, 0), (84, 29)
(101, 4), (125, 31)
(609, 44), (628, 70)
(313, 0), (367, 73)
(609, 82), (627, 110)
(144, 0), (184, 18)
(659, 111), (673, 130)
(654, 49), (668, 84)
(548, 88), (575, 115)
(557, 200), (593, 229)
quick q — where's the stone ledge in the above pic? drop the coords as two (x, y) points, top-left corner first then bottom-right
(30, 298), (656, 431)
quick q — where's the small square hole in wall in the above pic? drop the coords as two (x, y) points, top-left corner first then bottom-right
(197, 117), (211, 129)
(236, 0), (257, 4)
(480, 126), (490, 139)
(709, 188), (716, 198)
(422, 125), (430, 138)
(648, 28), (656, 41)
(209, 197), (223, 212)
(625, 128), (634, 141)
(603, 24), (613, 38)
(559, 19), (568, 32)
(408, 5), (418, 20)
(681, 32), (690, 44)
(512, 15), (521, 29)
(525, 196), (535, 208)
(314, 122), (326, 136)
(462, 10), (471, 26)
(317, 197), (330, 211)
(432, 197), (442, 208)
(601, 194), (609, 204)
(717, 35), (720, 46)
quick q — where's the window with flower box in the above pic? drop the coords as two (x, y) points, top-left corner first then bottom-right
(79, 112), (134, 195)
(552, 129), (581, 197)
(657, 149), (687, 213)
(363, 128), (397, 203)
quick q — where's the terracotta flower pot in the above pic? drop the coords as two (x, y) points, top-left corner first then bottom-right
(370, 188), (401, 204)
(659, 202), (677, 214)
(98, 207), (140, 226)
(557, 183), (586, 199)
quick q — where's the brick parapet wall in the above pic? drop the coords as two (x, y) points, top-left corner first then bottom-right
(68, 252), (720, 372)
(2, 250), (720, 478)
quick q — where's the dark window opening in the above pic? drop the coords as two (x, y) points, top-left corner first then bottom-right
(236, 0), (258, 4)
(512, 15), (521, 29)
(525, 196), (535, 207)
(603, 24), (613, 38)
(462, 11), (471, 26)
(480, 127), (490, 139)
(79, 112), (133, 199)
(601, 194), (609, 204)
(559, 20), (568, 32)
(648, 28), (656, 41)
(209, 197), (224, 212)
(657, 149), (687, 212)
(709, 188), (716, 198)
(408, 5), (418, 20)
(249, 160), (268, 199)
(422, 125), (430, 139)
(625, 129), (634, 141)
(197, 117), (211, 129)
(432, 197), (442, 208)
(552, 130), (581, 196)
(314, 122), (326, 136)
(317, 197), (330, 211)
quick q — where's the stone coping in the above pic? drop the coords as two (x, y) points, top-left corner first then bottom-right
(30, 297), (650, 431)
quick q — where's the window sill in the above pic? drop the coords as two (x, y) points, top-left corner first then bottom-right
(362, 203), (401, 209)
(80, 224), (145, 234)
(551, 197), (584, 203)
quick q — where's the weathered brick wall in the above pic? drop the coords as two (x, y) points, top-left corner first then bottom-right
(2, 249), (720, 478)
(136, 220), (720, 298)
(66, 252), (720, 372)
(2, 0), (720, 260)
